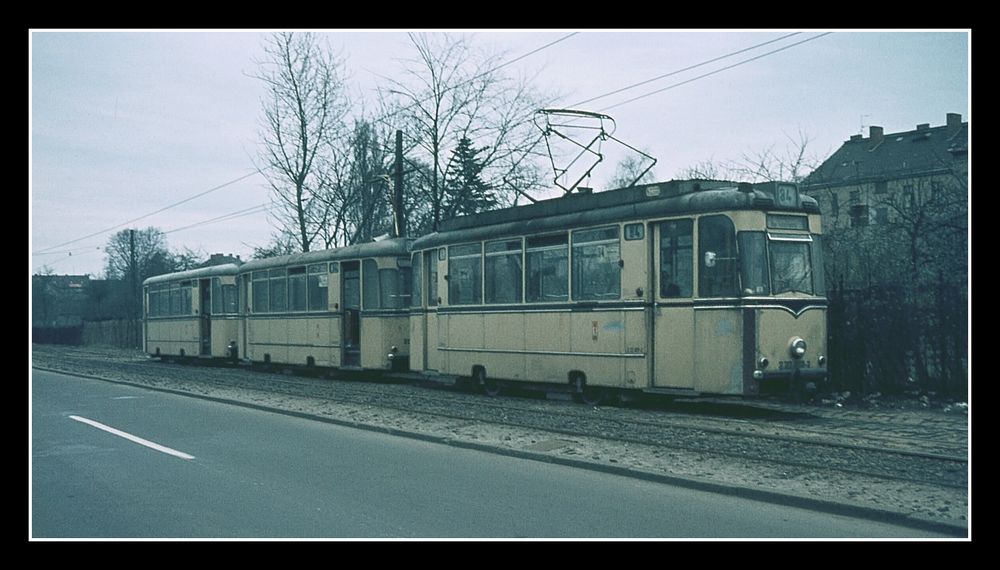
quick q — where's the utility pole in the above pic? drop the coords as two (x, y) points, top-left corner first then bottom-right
(393, 130), (406, 238)
(129, 228), (138, 348)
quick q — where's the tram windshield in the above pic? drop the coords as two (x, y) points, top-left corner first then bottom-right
(737, 232), (824, 297)
(769, 240), (814, 295)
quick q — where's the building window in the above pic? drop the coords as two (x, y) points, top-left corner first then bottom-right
(931, 181), (943, 201)
(849, 205), (869, 227)
(874, 207), (889, 225)
(903, 185), (915, 209)
(830, 193), (839, 217)
(849, 190), (861, 204)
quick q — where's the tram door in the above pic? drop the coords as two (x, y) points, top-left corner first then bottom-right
(652, 220), (695, 389)
(199, 279), (212, 356)
(424, 250), (440, 372)
(342, 261), (361, 367)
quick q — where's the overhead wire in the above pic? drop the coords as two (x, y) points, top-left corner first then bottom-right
(33, 168), (265, 255)
(597, 32), (834, 112)
(569, 32), (803, 108)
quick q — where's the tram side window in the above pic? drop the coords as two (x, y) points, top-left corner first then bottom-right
(485, 239), (523, 304)
(158, 285), (169, 316)
(428, 251), (439, 306)
(288, 267), (307, 311)
(363, 259), (380, 309)
(810, 236), (826, 296)
(147, 286), (156, 316)
(212, 278), (222, 314)
(270, 269), (287, 312)
(210, 279), (238, 314)
(659, 220), (693, 298)
(252, 271), (269, 313)
(449, 243), (483, 305)
(526, 234), (568, 303)
(737, 232), (770, 296)
(307, 264), (328, 311)
(699, 215), (739, 297)
(572, 226), (621, 301)
(380, 268), (408, 309)
(169, 284), (181, 315)
(182, 283), (192, 315)
(222, 283), (238, 313)
(411, 253), (422, 308)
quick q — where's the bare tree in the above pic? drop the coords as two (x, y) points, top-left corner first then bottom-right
(679, 130), (819, 183)
(248, 233), (300, 260)
(103, 227), (175, 282)
(319, 119), (396, 246)
(381, 33), (552, 230)
(608, 152), (657, 189)
(255, 32), (350, 253)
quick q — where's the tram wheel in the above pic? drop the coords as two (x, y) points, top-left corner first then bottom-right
(572, 375), (606, 406)
(476, 368), (501, 397)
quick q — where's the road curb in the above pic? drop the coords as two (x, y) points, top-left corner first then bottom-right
(33, 365), (969, 537)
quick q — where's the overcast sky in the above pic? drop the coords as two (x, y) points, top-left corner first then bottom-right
(29, 29), (970, 277)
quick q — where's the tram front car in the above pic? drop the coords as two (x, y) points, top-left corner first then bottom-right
(731, 181), (827, 396)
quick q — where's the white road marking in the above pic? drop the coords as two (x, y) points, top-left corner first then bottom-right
(69, 416), (195, 460)
(111, 396), (140, 400)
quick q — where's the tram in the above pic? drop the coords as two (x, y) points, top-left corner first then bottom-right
(408, 179), (827, 403)
(236, 238), (413, 371)
(143, 263), (241, 361)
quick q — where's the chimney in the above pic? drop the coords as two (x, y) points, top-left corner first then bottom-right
(916, 123), (930, 131)
(849, 134), (862, 142)
(868, 126), (884, 150)
(946, 113), (963, 137)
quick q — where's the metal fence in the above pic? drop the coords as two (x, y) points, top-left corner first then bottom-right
(826, 280), (967, 398)
(80, 319), (142, 349)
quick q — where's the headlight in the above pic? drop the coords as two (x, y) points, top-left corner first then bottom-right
(790, 337), (807, 359)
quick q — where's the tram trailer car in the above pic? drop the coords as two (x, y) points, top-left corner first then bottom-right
(236, 238), (413, 371)
(143, 263), (242, 361)
(408, 179), (828, 403)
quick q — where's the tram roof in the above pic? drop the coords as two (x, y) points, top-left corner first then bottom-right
(237, 237), (413, 274)
(143, 263), (242, 286)
(413, 179), (819, 250)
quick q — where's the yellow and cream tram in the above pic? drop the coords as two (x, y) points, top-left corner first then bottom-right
(143, 263), (242, 361)
(236, 238), (413, 371)
(408, 179), (827, 403)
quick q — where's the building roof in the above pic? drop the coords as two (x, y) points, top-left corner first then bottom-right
(803, 113), (967, 190)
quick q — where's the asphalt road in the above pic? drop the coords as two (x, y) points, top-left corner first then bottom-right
(31, 369), (953, 539)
